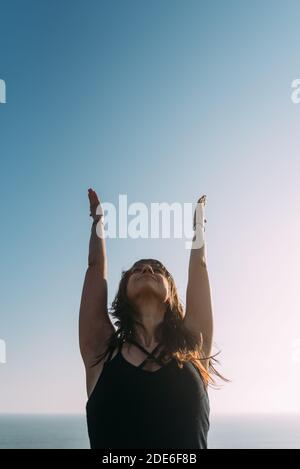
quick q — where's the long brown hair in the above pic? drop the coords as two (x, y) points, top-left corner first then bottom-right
(94, 258), (227, 387)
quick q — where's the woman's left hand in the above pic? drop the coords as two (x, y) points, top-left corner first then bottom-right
(193, 194), (207, 230)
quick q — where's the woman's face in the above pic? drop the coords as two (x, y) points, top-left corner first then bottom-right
(126, 261), (170, 304)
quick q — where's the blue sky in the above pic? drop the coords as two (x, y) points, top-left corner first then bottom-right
(0, 0), (300, 414)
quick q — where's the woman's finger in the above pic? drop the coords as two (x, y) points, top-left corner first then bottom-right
(197, 194), (207, 205)
(88, 188), (100, 205)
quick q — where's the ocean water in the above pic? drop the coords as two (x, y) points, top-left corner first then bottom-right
(0, 414), (300, 449)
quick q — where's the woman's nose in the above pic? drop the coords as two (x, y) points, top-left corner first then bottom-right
(141, 264), (154, 274)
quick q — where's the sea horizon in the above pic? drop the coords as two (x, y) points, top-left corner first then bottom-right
(0, 413), (300, 449)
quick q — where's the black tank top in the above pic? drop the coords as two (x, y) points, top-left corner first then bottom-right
(86, 339), (210, 449)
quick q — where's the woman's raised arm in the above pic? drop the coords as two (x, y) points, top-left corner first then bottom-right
(79, 189), (115, 370)
(183, 195), (213, 362)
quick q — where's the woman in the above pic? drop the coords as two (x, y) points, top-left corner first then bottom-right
(79, 188), (221, 449)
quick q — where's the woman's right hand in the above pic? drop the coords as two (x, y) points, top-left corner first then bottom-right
(88, 188), (102, 221)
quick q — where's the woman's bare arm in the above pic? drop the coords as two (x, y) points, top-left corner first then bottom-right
(79, 189), (115, 369)
(183, 195), (213, 360)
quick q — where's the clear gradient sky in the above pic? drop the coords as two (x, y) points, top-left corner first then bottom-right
(0, 0), (299, 415)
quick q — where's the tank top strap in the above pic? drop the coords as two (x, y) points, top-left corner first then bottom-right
(127, 338), (164, 368)
(138, 349), (165, 368)
(118, 340), (123, 354)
